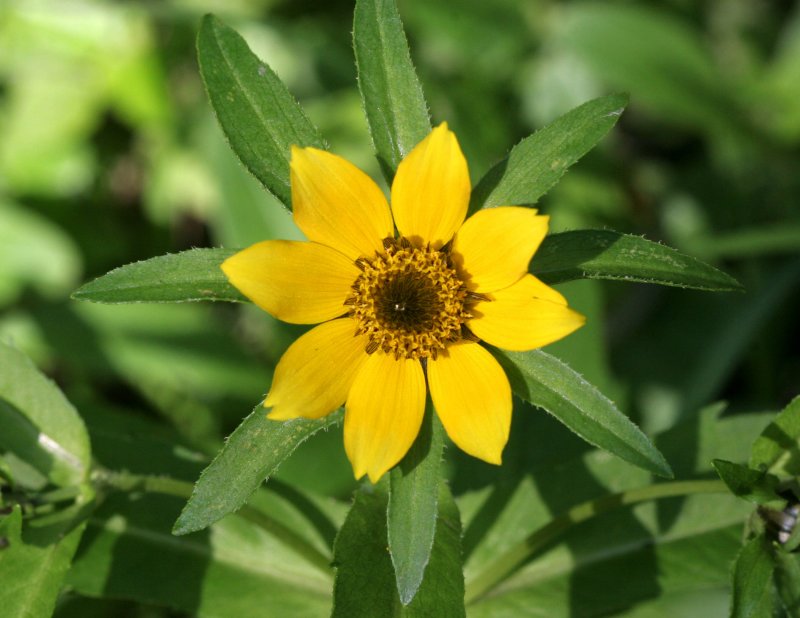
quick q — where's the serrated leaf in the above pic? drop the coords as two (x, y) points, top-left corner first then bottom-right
(173, 406), (343, 535)
(530, 229), (744, 291)
(0, 341), (90, 487)
(492, 348), (672, 478)
(750, 395), (800, 475)
(0, 506), (87, 618)
(730, 534), (776, 618)
(353, 0), (431, 179)
(197, 14), (325, 207)
(332, 482), (464, 617)
(712, 459), (785, 508)
(388, 406), (445, 605)
(72, 248), (245, 304)
(469, 94), (626, 215)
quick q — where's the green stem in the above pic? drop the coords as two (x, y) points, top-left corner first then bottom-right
(464, 479), (727, 603)
(93, 468), (332, 576)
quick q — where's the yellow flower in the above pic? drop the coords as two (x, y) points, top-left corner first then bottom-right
(222, 123), (585, 482)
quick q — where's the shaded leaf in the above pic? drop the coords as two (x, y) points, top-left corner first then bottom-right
(72, 248), (245, 304)
(0, 506), (87, 618)
(774, 550), (800, 616)
(493, 348), (672, 478)
(463, 410), (772, 615)
(388, 406), (445, 605)
(469, 94), (627, 215)
(197, 14), (325, 207)
(332, 482), (465, 617)
(0, 341), (90, 487)
(730, 534), (776, 618)
(353, 0), (431, 178)
(712, 459), (784, 508)
(173, 407), (343, 535)
(68, 493), (332, 616)
(750, 395), (800, 475)
(530, 229), (743, 291)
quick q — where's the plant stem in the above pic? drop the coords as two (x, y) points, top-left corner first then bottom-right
(93, 468), (333, 576)
(464, 478), (728, 603)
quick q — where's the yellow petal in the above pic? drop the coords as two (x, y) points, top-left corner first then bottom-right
(451, 207), (549, 292)
(468, 275), (585, 350)
(265, 318), (367, 420)
(391, 123), (470, 248)
(428, 341), (511, 464)
(221, 240), (358, 324)
(291, 147), (394, 260)
(344, 353), (426, 482)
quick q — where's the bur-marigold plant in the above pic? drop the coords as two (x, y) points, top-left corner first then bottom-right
(221, 123), (585, 481)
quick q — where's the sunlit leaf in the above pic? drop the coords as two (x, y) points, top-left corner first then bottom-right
(353, 0), (431, 179)
(197, 14), (325, 207)
(72, 249), (244, 304)
(0, 341), (90, 487)
(469, 94), (627, 215)
(493, 348), (672, 478)
(173, 407), (343, 535)
(531, 229), (744, 291)
(388, 407), (445, 604)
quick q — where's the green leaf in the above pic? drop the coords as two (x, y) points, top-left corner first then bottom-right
(463, 409), (771, 615)
(353, 0), (431, 179)
(530, 229), (744, 291)
(493, 348), (672, 478)
(0, 341), (90, 487)
(0, 506), (88, 618)
(712, 459), (784, 508)
(388, 406), (445, 605)
(72, 248), (245, 304)
(68, 493), (333, 616)
(469, 94), (627, 215)
(750, 395), (800, 475)
(774, 550), (800, 616)
(173, 406), (343, 535)
(332, 482), (465, 617)
(197, 14), (325, 207)
(730, 534), (776, 618)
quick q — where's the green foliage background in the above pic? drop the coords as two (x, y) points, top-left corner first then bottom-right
(1, 0), (799, 616)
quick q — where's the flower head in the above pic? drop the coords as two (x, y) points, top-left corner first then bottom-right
(222, 124), (585, 482)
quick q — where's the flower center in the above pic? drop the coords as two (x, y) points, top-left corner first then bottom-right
(346, 237), (479, 360)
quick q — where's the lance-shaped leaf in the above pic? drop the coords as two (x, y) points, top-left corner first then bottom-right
(353, 0), (431, 179)
(0, 506), (88, 618)
(730, 534), (776, 618)
(750, 395), (800, 475)
(72, 248), (245, 304)
(197, 14), (325, 207)
(712, 459), (785, 508)
(173, 407), (343, 535)
(493, 348), (672, 478)
(530, 229), (744, 291)
(469, 94), (626, 215)
(388, 406), (445, 605)
(333, 482), (465, 617)
(775, 551), (800, 616)
(0, 341), (90, 488)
